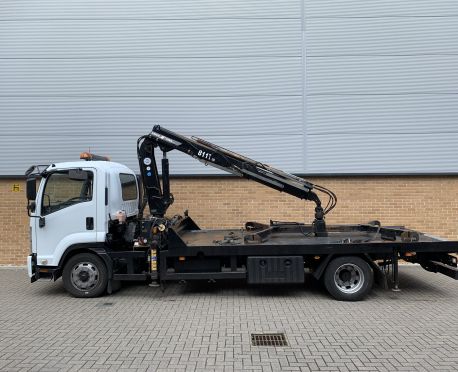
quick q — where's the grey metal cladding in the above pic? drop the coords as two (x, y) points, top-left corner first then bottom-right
(305, 0), (458, 17)
(1, 0), (458, 176)
(0, 0), (301, 19)
(307, 18), (458, 56)
(0, 20), (301, 58)
(305, 1), (458, 174)
(0, 0), (302, 176)
(305, 133), (458, 174)
(307, 56), (458, 95)
(0, 58), (302, 96)
(0, 97), (303, 136)
(307, 95), (458, 135)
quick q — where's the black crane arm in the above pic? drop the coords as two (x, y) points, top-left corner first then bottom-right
(137, 125), (336, 236)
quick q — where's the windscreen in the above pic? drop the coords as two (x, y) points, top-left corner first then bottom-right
(41, 171), (93, 215)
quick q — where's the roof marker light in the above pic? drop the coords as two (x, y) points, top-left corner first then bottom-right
(80, 152), (111, 161)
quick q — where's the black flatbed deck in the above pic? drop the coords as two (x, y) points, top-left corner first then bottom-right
(180, 228), (442, 247)
(169, 219), (458, 256)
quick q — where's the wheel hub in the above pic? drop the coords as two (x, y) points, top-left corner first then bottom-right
(78, 271), (90, 282)
(71, 262), (99, 291)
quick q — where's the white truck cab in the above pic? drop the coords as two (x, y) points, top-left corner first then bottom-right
(27, 159), (139, 282)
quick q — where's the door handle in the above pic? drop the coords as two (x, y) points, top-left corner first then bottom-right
(86, 217), (94, 230)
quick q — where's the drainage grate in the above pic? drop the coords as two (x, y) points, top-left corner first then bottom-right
(97, 302), (114, 307)
(251, 333), (288, 347)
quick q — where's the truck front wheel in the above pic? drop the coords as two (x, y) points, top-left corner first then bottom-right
(62, 253), (108, 298)
(323, 256), (373, 301)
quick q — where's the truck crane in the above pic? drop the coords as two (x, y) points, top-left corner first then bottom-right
(25, 126), (458, 301)
(137, 126), (336, 236)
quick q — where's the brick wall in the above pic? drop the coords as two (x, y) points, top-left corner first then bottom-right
(1, 176), (457, 265)
(0, 179), (30, 265)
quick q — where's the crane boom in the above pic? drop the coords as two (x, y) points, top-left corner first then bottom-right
(137, 125), (336, 236)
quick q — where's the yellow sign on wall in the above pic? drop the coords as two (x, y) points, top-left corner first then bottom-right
(11, 184), (21, 192)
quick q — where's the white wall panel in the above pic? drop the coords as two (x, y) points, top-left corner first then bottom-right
(307, 56), (458, 95)
(307, 18), (458, 56)
(307, 95), (458, 134)
(304, 0), (458, 175)
(0, 0), (303, 176)
(0, 19), (301, 58)
(305, 133), (458, 174)
(0, 58), (301, 97)
(306, 1), (458, 17)
(0, 96), (303, 136)
(0, 0), (301, 19)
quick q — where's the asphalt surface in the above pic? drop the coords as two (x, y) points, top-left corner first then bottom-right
(0, 266), (457, 371)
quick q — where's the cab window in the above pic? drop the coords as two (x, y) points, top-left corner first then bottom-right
(41, 170), (93, 215)
(119, 173), (137, 201)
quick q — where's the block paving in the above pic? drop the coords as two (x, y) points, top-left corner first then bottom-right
(0, 266), (457, 371)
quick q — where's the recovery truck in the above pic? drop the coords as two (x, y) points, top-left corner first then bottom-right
(25, 126), (458, 301)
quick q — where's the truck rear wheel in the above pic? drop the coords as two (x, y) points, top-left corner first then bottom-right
(62, 253), (108, 298)
(323, 256), (373, 301)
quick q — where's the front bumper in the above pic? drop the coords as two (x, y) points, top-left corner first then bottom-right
(27, 254), (60, 282)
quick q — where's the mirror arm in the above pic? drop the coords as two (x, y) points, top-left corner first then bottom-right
(27, 202), (46, 227)
(27, 201), (36, 217)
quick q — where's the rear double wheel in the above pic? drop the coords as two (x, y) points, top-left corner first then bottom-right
(62, 253), (108, 298)
(323, 256), (374, 301)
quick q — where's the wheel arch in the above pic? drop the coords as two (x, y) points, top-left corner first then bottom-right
(58, 243), (113, 280)
(312, 253), (375, 280)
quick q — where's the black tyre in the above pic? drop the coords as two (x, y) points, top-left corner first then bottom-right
(62, 253), (108, 298)
(323, 256), (374, 301)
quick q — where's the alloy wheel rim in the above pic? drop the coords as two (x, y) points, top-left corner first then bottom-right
(334, 263), (365, 294)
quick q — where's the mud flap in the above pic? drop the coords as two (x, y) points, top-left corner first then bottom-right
(364, 254), (388, 290)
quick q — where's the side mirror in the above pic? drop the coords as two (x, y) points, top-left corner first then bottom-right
(26, 177), (37, 200)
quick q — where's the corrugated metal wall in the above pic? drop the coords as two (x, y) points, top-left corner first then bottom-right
(305, 0), (458, 173)
(1, 0), (457, 175)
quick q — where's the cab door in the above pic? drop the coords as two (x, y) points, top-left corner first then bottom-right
(35, 168), (97, 267)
